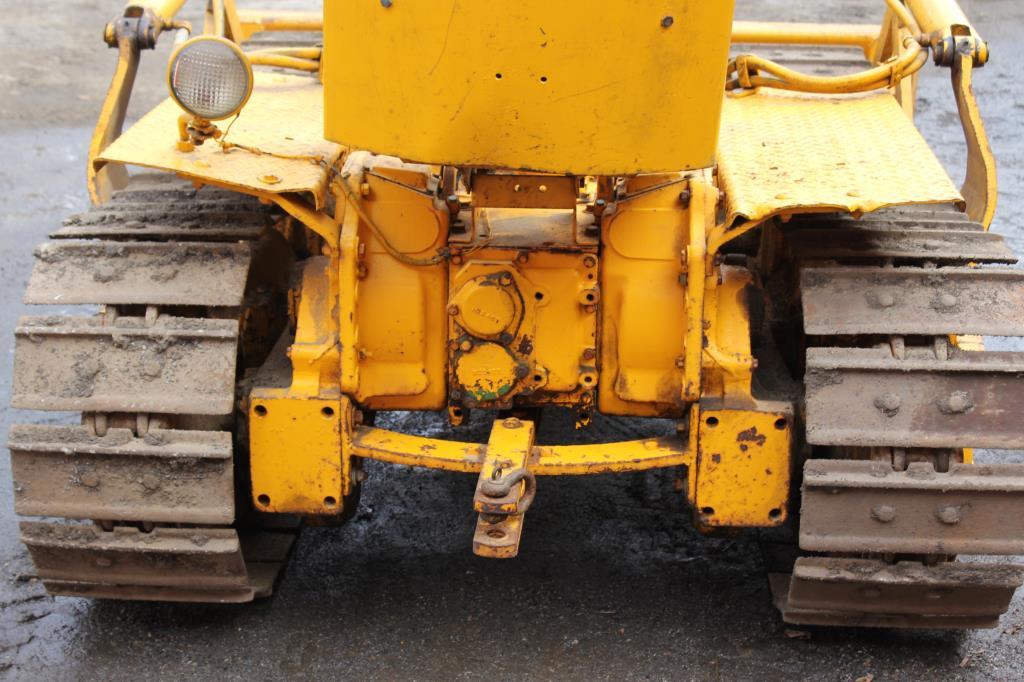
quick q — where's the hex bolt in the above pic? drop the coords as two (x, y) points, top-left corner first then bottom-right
(873, 393), (902, 417)
(499, 274), (512, 287)
(936, 505), (962, 525)
(876, 292), (896, 308)
(661, 15), (674, 28)
(447, 304), (460, 316)
(870, 504), (897, 523)
(380, 0), (393, 7)
(516, 251), (529, 264)
(940, 391), (974, 415)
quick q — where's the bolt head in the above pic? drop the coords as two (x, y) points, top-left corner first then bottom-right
(873, 393), (902, 417)
(870, 504), (897, 523)
(936, 505), (962, 525)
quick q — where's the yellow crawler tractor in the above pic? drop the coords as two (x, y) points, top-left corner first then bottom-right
(9, 0), (1024, 628)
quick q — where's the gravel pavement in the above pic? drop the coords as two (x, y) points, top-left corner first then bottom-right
(0, 1), (1022, 679)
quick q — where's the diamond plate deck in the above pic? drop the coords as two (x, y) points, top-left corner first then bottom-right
(9, 425), (234, 524)
(718, 91), (962, 224)
(805, 347), (1024, 449)
(98, 73), (343, 209)
(26, 241), (252, 307)
(801, 267), (1024, 336)
(800, 459), (1024, 554)
(12, 315), (239, 415)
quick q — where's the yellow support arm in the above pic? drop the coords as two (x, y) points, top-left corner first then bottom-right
(732, 21), (880, 51)
(905, 0), (976, 36)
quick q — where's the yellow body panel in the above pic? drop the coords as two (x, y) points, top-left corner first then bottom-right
(717, 91), (963, 224)
(695, 406), (792, 527)
(249, 393), (351, 515)
(98, 73), (342, 209)
(323, 0), (735, 174)
(339, 163), (450, 410)
(448, 241), (598, 413)
(599, 177), (690, 416)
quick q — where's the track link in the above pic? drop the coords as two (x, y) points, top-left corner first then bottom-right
(8, 174), (296, 603)
(777, 204), (1024, 628)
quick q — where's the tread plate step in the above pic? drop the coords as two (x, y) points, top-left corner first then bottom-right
(787, 557), (1023, 618)
(805, 347), (1024, 449)
(12, 315), (238, 415)
(800, 459), (1024, 554)
(21, 523), (251, 595)
(26, 241), (252, 307)
(789, 227), (1015, 263)
(9, 425), (234, 524)
(801, 266), (1024, 336)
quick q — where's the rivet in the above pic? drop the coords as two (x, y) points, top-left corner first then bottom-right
(80, 472), (101, 488)
(936, 505), (962, 525)
(447, 304), (460, 316)
(141, 474), (161, 491)
(502, 418), (522, 429)
(96, 557), (113, 568)
(661, 16), (674, 28)
(873, 393), (902, 417)
(775, 192), (790, 201)
(847, 189), (861, 198)
(381, 0), (393, 7)
(258, 174), (281, 185)
(861, 587), (882, 599)
(938, 293), (958, 308)
(870, 504), (897, 523)
(460, 340), (473, 352)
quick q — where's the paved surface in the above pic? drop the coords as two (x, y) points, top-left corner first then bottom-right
(1, 1), (1023, 679)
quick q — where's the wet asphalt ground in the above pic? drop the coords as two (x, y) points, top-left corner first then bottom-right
(1, 1), (1023, 679)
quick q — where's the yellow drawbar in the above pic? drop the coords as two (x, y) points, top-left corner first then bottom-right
(322, 0), (736, 175)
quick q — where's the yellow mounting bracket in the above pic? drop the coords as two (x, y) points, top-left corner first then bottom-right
(949, 40), (997, 228)
(472, 418), (537, 559)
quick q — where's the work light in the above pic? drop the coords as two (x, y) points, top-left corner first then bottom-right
(168, 36), (253, 121)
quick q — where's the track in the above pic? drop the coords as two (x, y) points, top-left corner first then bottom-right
(9, 174), (297, 603)
(772, 204), (1024, 628)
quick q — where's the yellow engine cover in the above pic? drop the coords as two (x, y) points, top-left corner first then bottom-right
(323, 0), (736, 175)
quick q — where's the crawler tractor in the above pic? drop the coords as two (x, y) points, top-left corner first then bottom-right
(9, 0), (1024, 628)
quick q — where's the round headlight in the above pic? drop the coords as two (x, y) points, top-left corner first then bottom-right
(168, 36), (253, 121)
